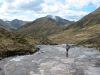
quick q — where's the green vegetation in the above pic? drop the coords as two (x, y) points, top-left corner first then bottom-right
(50, 24), (100, 50)
(0, 28), (39, 59)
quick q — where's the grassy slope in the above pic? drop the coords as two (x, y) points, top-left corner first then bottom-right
(49, 24), (100, 49)
(0, 28), (38, 58)
(17, 17), (62, 35)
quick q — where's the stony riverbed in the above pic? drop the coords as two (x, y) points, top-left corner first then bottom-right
(0, 44), (100, 75)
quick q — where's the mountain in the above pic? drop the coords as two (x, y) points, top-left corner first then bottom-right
(6, 19), (28, 29)
(17, 16), (73, 44)
(0, 16), (73, 30)
(0, 19), (11, 31)
(17, 16), (73, 36)
(46, 15), (74, 26)
(49, 7), (100, 49)
(0, 19), (28, 30)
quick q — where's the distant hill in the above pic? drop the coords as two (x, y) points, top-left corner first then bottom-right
(0, 19), (11, 31)
(50, 7), (100, 49)
(0, 19), (28, 30)
(6, 19), (29, 29)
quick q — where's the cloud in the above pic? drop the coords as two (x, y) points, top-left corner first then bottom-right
(39, 0), (90, 21)
(66, 0), (100, 9)
(67, 0), (91, 9)
(12, 0), (44, 11)
(47, 9), (89, 21)
(18, 0), (43, 11)
(91, 0), (100, 8)
(0, 2), (9, 14)
(0, 0), (99, 21)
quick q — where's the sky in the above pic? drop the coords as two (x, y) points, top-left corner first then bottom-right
(0, 0), (100, 21)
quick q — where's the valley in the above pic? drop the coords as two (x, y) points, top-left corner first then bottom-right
(0, 6), (100, 75)
(0, 15), (73, 58)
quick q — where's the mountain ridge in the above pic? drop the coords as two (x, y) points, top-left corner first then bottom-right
(17, 15), (73, 36)
(49, 7), (100, 49)
(0, 19), (29, 30)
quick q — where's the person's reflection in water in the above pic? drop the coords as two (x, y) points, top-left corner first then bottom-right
(66, 52), (68, 57)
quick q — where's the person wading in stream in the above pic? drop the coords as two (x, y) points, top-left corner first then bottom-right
(66, 44), (70, 57)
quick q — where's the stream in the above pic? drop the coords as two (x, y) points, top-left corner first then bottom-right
(0, 44), (100, 75)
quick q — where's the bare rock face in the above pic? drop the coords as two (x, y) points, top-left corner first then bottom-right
(0, 45), (100, 75)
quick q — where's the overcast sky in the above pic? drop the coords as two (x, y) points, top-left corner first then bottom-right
(0, 0), (100, 21)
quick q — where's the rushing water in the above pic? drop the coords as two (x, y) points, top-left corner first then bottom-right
(0, 44), (100, 75)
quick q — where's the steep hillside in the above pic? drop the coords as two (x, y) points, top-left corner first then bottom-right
(69, 7), (100, 28)
(17, 16), (73, 36)
(17, 17), (61, 36)
(50, 7), (100, 49)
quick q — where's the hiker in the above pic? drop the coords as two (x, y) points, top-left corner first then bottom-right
(66, 44), (70, 57)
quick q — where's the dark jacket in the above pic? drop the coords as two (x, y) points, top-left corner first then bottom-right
(66, 45), (70, 51)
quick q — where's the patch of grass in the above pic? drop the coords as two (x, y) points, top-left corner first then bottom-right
(0, 28), (39, 59)
(49, 24), (100, 49)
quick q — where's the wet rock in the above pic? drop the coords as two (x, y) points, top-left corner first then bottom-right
(0, 45), (100, 75)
